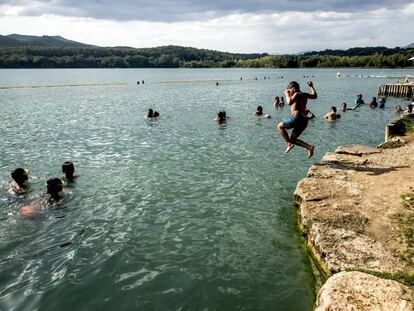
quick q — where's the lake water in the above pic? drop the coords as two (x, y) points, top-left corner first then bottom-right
(0, 68), (411, 311)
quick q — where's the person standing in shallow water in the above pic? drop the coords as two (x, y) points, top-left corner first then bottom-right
(277, 81), (317, 158)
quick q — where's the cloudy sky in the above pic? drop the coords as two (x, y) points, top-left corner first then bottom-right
(0, 0), (413, 53)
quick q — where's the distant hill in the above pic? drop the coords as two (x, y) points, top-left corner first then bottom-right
(405, 42), (414, 49)
(1, 34), (95, 48)
(0, 35), (413, 69)
(303, 46), (406, 57)
(0, 35), (26, 47)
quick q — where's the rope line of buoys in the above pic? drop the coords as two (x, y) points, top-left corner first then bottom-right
(0, 83), (127, 90)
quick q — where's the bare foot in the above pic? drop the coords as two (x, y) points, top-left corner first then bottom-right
(285, 143), (294, 154)
(307, 145), (315, 158)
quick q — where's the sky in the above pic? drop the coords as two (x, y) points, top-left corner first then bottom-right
(0, 0), (413, 54)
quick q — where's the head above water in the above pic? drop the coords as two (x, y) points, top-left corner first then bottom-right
(357, 94), (362, 99)
(11, 168), (28, 185)
(153, 111), (160, 118)
(287, 81), (300, 92)
(217, 111), (226, 122)
(147, 109), (154, 117)
(331, 106), (337, 113)
(62, 161), (75, 178)
(47, 178), (64, 196)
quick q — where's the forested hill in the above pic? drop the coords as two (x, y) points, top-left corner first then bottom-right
(0, 40), (413, 69)
(0, 34), (94, 48)
(303, 46), (410, 56)
(0, 45), (268, 68)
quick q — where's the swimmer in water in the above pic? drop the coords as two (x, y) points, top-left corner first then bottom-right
(9, 167), (29, 194)
(61, 161), (78, 183)
(20, 178), (64, 218)
(254, 105), (264, 116)
(304, 109), (315, 119)
(145, 109), (154, 119)
(277, 81), (317, 158)
(274, 97), (280, 108)
(341, 102), (359, 112)
(369, 97), (378, 108)
(379, 97), (386, 109)
(355, 94), (365, 107)
(214, 111), (227, 123)
(325, 106), (341, 121)
(153, 111), (160, 118)
(254, 105), (272, 119)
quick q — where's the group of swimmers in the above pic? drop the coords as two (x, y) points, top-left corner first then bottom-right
(8, 162), (77, 217)
(214, 111), (230, 123)
(145, 109), (160, 119)
(395, 98), (414, 113)
(146, 80), (412, 160)
(324, 94), (389, 121)
(273, 96), (285, 109)
(352, 94), (386, 109)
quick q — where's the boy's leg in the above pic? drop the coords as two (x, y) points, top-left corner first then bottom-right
(290, 129), (315, 158)
(277, 122), (291, 144)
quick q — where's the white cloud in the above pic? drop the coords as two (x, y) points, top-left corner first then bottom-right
(0, 5), (413, 53)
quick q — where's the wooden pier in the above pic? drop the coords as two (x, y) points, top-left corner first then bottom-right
(378, 83), (414, 98)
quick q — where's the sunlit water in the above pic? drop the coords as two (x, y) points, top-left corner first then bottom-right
(0, 68), (411, 311)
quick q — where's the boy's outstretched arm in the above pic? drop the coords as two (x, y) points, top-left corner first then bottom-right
(307, 81), (317, 99)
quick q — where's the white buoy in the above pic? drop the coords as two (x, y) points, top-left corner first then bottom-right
(336, 72), (341, 78)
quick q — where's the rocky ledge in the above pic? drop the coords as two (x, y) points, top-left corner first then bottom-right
(294, 118), (414, 310)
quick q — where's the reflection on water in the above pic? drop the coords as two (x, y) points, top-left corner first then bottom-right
(0, 68), (410, 311)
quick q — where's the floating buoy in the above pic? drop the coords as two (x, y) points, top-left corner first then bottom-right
(336, 72), (341, 78)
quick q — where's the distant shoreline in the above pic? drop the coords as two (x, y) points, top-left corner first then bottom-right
(1, 45), (413, 69)
(1, 66), (413, 70)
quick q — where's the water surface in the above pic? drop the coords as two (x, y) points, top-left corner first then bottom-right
(0, 68), (411, 311)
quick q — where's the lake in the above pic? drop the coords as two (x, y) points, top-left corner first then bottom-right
(0, 68), (411, 311)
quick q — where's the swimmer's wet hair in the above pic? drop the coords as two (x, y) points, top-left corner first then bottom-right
(47, 178), (64, 193)
(11, 168), (28, 183)
(287, 81), (300, 90)
(62, 161), (74, 173)
(331, 106), (337, 112)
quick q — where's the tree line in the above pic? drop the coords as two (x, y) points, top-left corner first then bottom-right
(0, 45), (413, 68)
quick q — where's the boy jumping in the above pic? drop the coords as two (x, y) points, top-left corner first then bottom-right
(277, 81), (317, 158)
